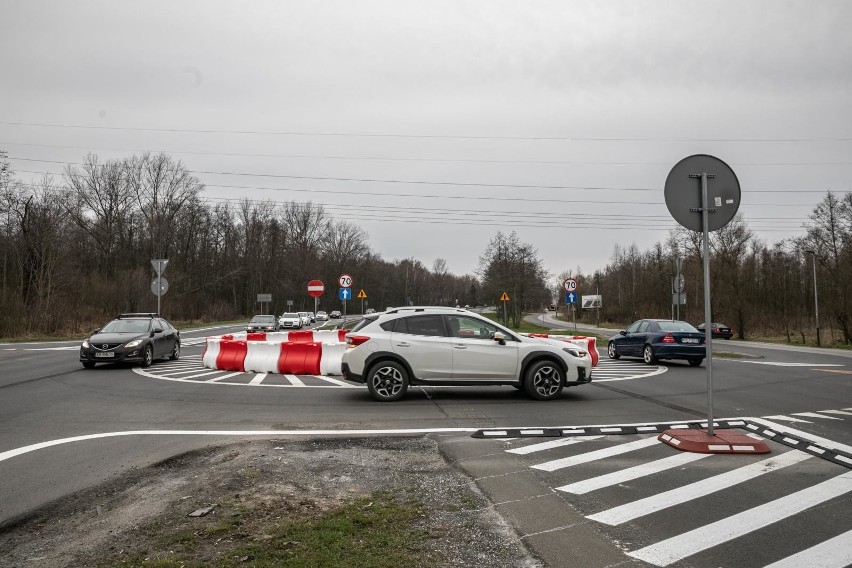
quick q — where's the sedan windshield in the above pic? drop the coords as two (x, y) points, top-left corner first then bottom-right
(251, 316), (275, 323)
(100, 319), (150, 333)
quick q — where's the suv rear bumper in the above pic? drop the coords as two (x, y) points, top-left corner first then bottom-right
(341, 362), (364, 383)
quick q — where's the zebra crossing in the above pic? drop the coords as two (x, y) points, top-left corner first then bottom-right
(498, 413), (852, 568)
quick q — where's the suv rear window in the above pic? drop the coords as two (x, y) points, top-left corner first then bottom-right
(349, 316), (378, 333)
(395, 314), (446, 337)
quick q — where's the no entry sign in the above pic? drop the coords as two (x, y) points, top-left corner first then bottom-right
(307, 280), (324, 298)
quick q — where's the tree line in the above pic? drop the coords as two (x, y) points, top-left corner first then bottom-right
(3, 149), (844, 345)
(558, 192), (852, 345)
(0, 151), (483, 337)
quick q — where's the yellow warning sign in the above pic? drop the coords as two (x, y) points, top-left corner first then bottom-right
(500, 292), (510, 301)
(357, 289), (367, 299)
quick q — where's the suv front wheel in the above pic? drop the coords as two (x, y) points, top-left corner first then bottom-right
(524, 360), (565, 401)
(366, 360), (409, 402)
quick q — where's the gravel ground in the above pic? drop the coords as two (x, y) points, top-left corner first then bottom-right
(0, 436), (543, 567)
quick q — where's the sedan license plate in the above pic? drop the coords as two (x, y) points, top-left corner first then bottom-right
(95, 352), (115, 358)
(682, 338), (699, 344)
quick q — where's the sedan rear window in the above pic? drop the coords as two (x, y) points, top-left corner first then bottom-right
(658, 321), (699, 332)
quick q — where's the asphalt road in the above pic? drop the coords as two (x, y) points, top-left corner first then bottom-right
(1, 316), (851, 568)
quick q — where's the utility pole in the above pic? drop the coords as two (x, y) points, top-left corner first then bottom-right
(805, 250), (820, 346)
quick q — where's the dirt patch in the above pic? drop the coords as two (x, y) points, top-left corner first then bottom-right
(0, 436), (541, 567)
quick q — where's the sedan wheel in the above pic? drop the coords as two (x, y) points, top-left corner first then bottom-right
(170, 342), (181, 361)
(366, 361), (409, 402)
(141, 345), (154, 368)
(607, 341), (620, 359)
(524, 360), (564, 401)
(643, 345), (657, 365)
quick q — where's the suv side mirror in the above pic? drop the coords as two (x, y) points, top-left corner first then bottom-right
(620, 330), (627, 336)
(492, 331), (507, 346)
(154, 327), (163, 334)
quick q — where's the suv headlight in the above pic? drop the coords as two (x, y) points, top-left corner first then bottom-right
(82, 339), (90, 348)
(562, 347), (587, 358)
(125, 339), (142, 348)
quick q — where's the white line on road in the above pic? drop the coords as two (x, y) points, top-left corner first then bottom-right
(820, 409), (852, 416)
(762, 529), (852, 568)
(206, 372), (245, 382)
(626, 470), (852, 567)
(284, 375), (305, 386)
(506, 436), (603, 455)
(792, 412), (843, 420)
(588, 450), (811, 526)
(249, 373), (267, 385)
(763, 415), (813, 423)
(557, 451), (711, 495)
(531, 436), (659, 472)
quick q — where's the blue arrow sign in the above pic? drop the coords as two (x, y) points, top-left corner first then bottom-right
(565, 292), (577, 304)
(339, 287), (352, 301)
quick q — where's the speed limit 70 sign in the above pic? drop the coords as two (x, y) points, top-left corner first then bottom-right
(563, 278), (577, 292)
(338, 274), (353, 288)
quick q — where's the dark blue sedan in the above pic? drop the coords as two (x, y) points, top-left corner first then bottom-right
(607, 319), (706, 366)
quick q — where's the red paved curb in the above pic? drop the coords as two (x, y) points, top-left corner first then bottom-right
(659, 429), (771, 454)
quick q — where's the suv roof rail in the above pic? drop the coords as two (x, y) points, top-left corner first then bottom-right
(385, 306), (468, 314)
(118, 312), (158, 319)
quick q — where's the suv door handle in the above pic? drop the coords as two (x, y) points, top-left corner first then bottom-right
(396, 342), (410, 347)
(453, 345), (467, 349)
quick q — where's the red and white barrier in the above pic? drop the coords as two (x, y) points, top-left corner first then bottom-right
(203, 329), (349, 375)
(527, 334), (599, 366)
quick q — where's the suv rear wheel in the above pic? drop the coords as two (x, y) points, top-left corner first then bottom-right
(366, 360), (409, 402)
(524, 360), (564, 401)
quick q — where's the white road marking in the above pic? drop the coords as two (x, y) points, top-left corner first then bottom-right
(763, 415), (813, 423)
(532, 436), (659, 472)
(763, 529), (852, 568)
(820, 409), (852, 416)
(284, 375), (305, 386)
(312, 375), (350, 386)
(792, 412), (843, 420)
(626, 470), (852, 567)
(168, 370), (223, 380)
(506, 436), (603, 455)
(731, 361), (844, 367)
(557, 452), (710, 495)
(206, 372), (245, 382)
(588, 450), (811, 526)
(249, 373), (267, 385)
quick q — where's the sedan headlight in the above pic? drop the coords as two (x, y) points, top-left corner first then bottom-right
(562, 347), (588, 358)
(125, 339), (142, 348)
(81, 339), (90, 348)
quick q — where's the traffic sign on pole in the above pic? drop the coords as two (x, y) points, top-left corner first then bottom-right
(338, 274), (353, 288)
(563, 278), (577, 292)
(357, 289), (367, 299)
(307, 280), (324, 298)
(565, 291), (577, 304)
(339, 288), (352, 301)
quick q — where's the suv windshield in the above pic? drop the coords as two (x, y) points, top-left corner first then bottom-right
(100, 319), (150, 333)
(281, 313), (299, 318)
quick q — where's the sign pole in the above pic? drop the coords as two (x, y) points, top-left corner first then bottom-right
(700, 172), (715, 437)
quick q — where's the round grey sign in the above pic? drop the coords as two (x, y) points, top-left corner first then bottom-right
(664, 154), (741, 232)
(151, 277), (169, 296)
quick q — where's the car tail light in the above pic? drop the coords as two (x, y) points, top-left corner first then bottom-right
(661, 334), (676, 343)
(346, 335), (370, 348)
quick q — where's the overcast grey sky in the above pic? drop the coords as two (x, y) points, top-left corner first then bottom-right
(2, 0), (850, 281)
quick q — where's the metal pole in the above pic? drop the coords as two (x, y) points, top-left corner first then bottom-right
(701, 173), (715, 436)
(809, 251), (820, 346)
(157, 275), (161, 316)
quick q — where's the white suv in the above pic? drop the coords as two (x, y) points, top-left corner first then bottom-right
(341, 307), (592, 402)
